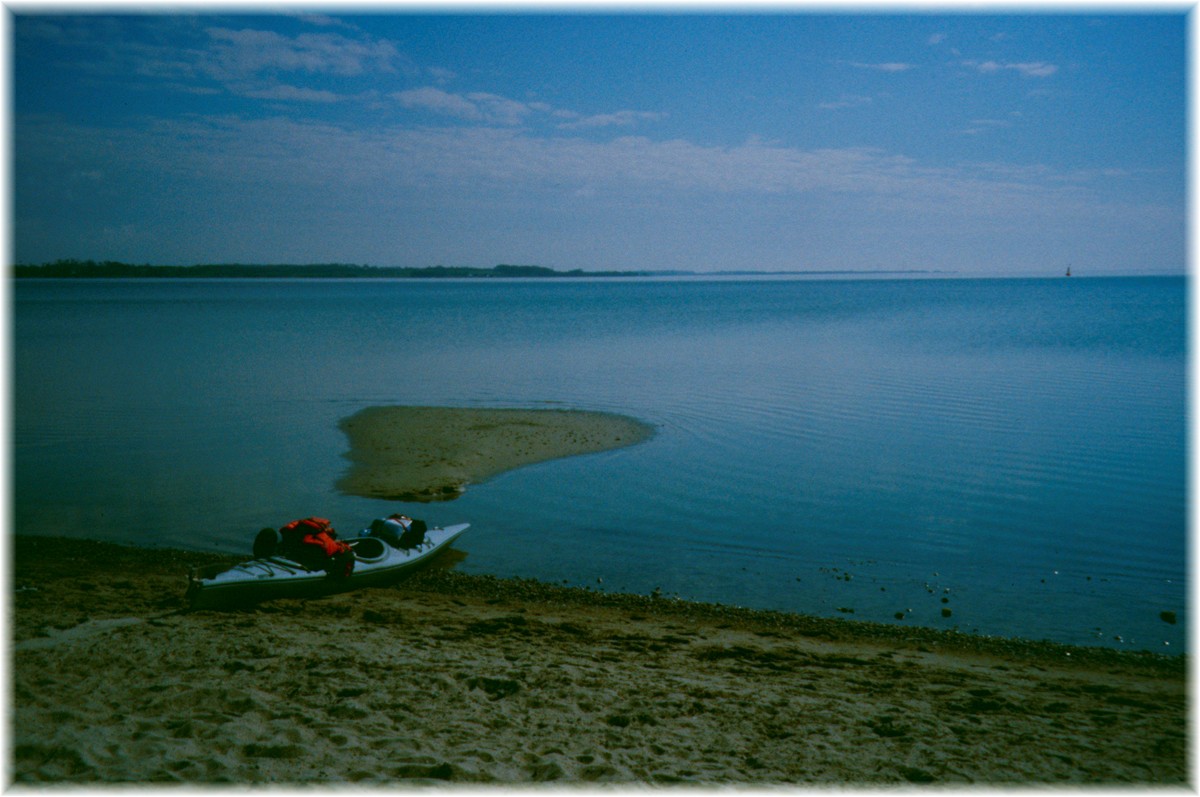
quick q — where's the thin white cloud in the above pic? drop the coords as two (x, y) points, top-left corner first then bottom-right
(928, 33), (947, 45)
(960, 118), (1013, 135)
(965, 60), (1058, 78)
(820, 94), (873, 110)
(465, 92), (536, 126)
(557, 110), (667, 130)
(289, 13), (361, 31)
(236, 83), (342, 103)
(203, 27), (402, 78)
(393, 87), (485, 120)
(28, 114), (1114, 217)
(393, 87), (539, 124)
(15, 18), (69, 42)
(961, 111), (1024, 136)
(19, 17), (411, 105)
(19, 16), (663, 128)
(15, 113), (1181, 272)
(393, 86), (664, 130)
(848, 61), (914, 73)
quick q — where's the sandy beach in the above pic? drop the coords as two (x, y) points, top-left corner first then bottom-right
(10, 534), (1188, 785)
(337, 406), (655, 501)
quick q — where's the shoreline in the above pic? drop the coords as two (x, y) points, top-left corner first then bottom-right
(11, 535), (1188, 784)
(11, 535), (1184, 667)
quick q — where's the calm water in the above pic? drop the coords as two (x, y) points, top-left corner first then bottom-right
(12, 276), (1187, 651)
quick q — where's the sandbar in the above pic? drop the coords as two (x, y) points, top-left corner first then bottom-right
(337, 406), (654, 501)
(10, 536), (1187, 785)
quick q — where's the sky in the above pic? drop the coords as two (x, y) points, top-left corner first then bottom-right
(9, 9), (1189, 275)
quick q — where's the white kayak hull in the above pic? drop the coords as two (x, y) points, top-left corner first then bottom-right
(187, 523), (469, 609)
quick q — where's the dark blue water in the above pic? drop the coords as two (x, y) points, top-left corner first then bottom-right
(12, 276), (1187, 651)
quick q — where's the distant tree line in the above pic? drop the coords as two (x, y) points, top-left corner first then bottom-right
(11, 260), (648, 279)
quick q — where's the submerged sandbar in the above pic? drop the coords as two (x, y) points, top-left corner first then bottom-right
(338, 406), (654, 502)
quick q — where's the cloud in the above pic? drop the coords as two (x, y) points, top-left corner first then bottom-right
(557, 110), (667, 130)
(427, 66), (457, 84)
(820, 94), (873, 110)
(465, 92), (537, 126)
(15, 17), (410, 106)
(203, 27), (402, 78)
(235, 83), (342, 103)
(393, 86), (664, 130)
(15, 113), (1180, 272)
(289, 12), (360, 31)
(965, 60), (1058, 78)
(928, 33), (947, 45)
(960, 118), (1012, 135)
(15, 18), (69, 42)
(961, 111), (1024, 136)
(36, 114), (1101, 217)
(392, 87), (490, 121)
(848, 61), (914, 73)
(392, 87), (538, 125)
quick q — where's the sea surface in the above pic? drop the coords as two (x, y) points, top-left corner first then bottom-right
(12, 276), (1187, 651)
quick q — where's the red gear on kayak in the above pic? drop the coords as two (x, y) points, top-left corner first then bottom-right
(279, 517), (354, 576)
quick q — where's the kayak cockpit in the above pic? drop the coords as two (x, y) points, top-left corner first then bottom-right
(347, 536), (388, 562)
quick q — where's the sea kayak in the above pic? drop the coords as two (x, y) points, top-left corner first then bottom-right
(187, 522), (469, 609)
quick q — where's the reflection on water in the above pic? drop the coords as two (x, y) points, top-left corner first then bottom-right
(13, 276), (1187, 650)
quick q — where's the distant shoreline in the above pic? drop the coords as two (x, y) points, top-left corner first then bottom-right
(12, 260), (953, 279)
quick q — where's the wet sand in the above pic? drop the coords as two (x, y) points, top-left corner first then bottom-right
(337, 406), (654, 501)
(11, 535), (1188, 785)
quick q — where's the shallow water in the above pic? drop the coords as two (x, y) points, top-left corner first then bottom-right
(12, 276), (1187, 650)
